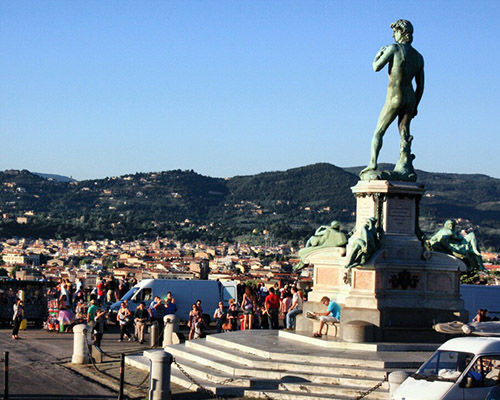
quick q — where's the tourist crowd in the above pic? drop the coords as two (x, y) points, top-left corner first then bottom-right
(12, 275), (310, 342)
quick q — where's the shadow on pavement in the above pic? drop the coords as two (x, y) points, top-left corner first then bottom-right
(5, 396), (116, 399)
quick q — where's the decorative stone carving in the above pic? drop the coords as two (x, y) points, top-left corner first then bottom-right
(388, 270), (419, 290)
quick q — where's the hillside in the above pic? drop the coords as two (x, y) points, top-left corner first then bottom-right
(0, 165), (499, 250)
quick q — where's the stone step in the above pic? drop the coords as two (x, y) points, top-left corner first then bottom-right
(127, 354), (359, 399)
(188, 336), (387, 369)
(206, 333), (387, 367)
(275, 381), (389, 399)
(126, 330), (430, 399)
(169, 369), (377, 400)
(243, 388), (358, 400)
(126, 353), (245, 396)
(184, 339), (390, 379)
(280, 330), (440, 352)
(166, 345), (392, 389)
(170, 366), (246, 397)
(126, 352), (253, 387)
(125, 354), (149, 372)
(206, 331), (429, 369)
(169, 353), (253, 387)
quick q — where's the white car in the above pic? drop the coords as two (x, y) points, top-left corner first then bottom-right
(393, 337), (500, 400)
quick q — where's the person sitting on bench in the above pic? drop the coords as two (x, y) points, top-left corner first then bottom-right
(313, 296), (341, 338)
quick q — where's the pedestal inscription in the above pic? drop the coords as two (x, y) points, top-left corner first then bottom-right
(385, 196), (414, 234)
(356, 196), (376, 232)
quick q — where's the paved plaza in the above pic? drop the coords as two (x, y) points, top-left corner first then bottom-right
(0, 325), (238, 400)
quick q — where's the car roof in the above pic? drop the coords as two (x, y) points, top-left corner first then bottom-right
(439, 337), (500, 355)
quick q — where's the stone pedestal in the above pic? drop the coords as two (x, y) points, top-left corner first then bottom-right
(302, 180), (468, 342)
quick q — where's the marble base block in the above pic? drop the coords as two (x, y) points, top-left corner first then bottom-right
(303, 180), (468, 342)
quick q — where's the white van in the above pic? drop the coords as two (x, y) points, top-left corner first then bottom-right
(393, 337), (500, 400)
(109, 279), (237, 324)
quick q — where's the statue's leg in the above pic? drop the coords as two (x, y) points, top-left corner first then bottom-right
(361, 102), (398, 173)
(465, 233), (481, 256)
(398, 112), (412, 145)
(394, 111), (416, 178)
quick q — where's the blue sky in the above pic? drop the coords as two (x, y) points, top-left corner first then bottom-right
(1, 1), (499, 180)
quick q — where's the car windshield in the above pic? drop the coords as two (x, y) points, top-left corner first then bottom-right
(120, 287), (138, 301)
(415, 350), (474, 383)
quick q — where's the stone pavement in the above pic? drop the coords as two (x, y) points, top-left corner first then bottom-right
(0, 324), (432, 399)
(68, 358), (224, 400)
(0, 326), (116, 399)
(0, 324), (246, 400)
(66, 324), (248, 399)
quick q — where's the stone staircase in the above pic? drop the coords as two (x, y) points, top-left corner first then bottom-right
(126, 330), (436, 399)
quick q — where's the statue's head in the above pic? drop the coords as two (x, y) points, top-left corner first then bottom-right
(444, 220), (456, 231)
(330, 221), (340, 230)
(391, 19), (414, 44)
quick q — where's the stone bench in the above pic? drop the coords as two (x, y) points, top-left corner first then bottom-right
(305, 311), (340, 337)
(322, 319), (340, 337)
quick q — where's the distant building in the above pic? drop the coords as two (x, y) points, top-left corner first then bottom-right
(16, 268), (43, 281)
(3, 253), (40, 267)
(3, 253), (25, 265)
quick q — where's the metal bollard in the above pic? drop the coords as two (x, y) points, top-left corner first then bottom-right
(150, 321), (159, 348)
(118, 354), (125, 400)
(72, 324), (89, 364)
(144, 350), (173, 400)
(388, 370), (408, 397)
(162, 315), (178, 347)
(4, 351), (9, 400)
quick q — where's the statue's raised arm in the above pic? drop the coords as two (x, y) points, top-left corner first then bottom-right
(372, 44), (397, 72)
(360, 19), (425, 182)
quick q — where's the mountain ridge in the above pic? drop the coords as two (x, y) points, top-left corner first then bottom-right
(0, 164), (499, 250)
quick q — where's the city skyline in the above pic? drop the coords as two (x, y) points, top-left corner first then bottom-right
(1, 1), (499, 180)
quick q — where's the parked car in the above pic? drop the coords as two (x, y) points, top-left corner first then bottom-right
(393, 337), (500, 400)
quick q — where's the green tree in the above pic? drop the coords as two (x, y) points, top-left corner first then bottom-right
(460, 271), (482, 285)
